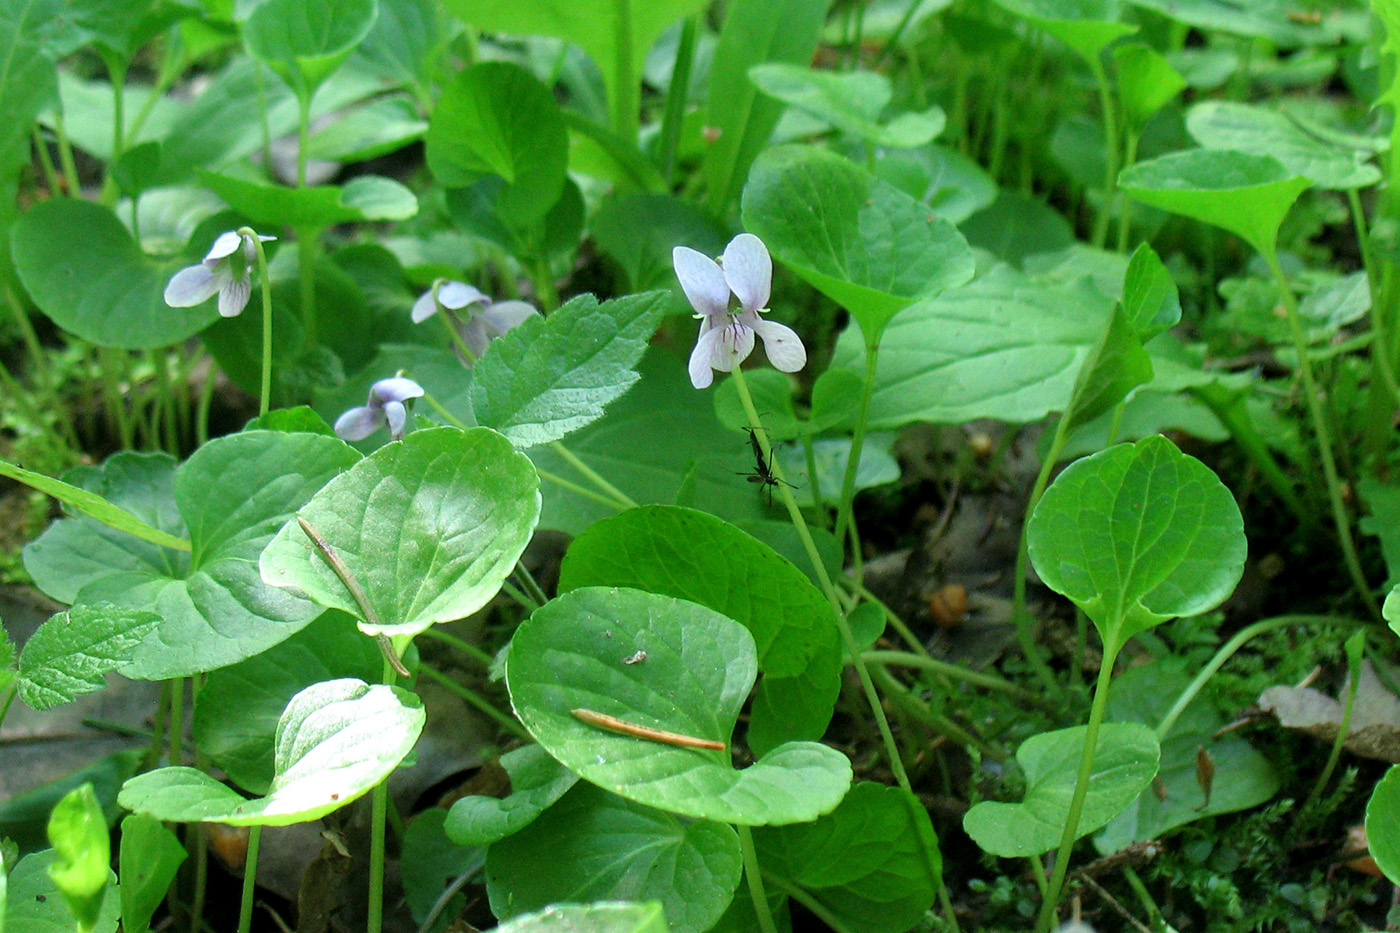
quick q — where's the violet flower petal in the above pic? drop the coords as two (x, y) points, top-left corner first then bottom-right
(722, 234), (772, 313)
(164, 264), (222, 307)
(673, 246), (730, 317)
(437, 281), (490, 311)
(745, 312), (807, 373)
(371, 377), (425, 404)
(478, 300), (538, 338)
(384, 400), (408, 440)
(688, 319), (726, 389)
(334, 406), (383, 441)
(218, 275), (252, 318)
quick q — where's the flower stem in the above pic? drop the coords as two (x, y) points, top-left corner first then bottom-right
(731, 368), (914, 793)
(1035, 638), (1120, 932)
(240, 228), (275, 417)
(1265, 252), (1380, 620)
(550, 441), (639, 508)
(417, 663), (531, 740)
(236, 825), (261, 933)
(1012, 415), (1071, 691)
(736, 824), (779, 933)
(833, 338), (881, 549)
(1156, 614), (1355, 740)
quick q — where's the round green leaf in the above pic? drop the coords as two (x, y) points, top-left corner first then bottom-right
(1367, 764), (1400, 885)
(426, 62), (567, 223)
(119, 679), (424, 826)
(486, 782), (741, 931)
(557, 506), (843, 755)
(201, 172), (418, 228)
(24, 432), (362, 680)
(492, 902), (668, 933)
(1114, 42), (1186, 132)
(828, 265), (1112, 427)
(991, 0), (1136, 63)
(6, 849), (119, 933)
(1027, 436), (1246, 650)
(755, 783), (940, 933)
(243, 0), (377, 96)
(1095, 660), (1279, 854)
(192, 611), (384, 794)
(1186, 101), (1380, 190)
(742, 145), (975, 341)
(260, 427), (541, 638)
(1118, 149), (1311, 259)
(11, 199), (217, 349)
(507, 587), (852, 826)
(963, 723), (1160, 858)
(445, 744), (578, 847)
(748, 65), (945, 148)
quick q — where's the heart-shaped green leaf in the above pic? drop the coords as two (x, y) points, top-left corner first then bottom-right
(1061, 305), (1154, 435)
(192, 611), (383, 794)
(11, 199), (216, 349)
(350, 0), (443, 89)
(260, 427), (541, 638)
(117, 814), (185, 933)
(1186, 101), (1380, 190)
(963, 723), (1160, 857)
(440, 0), (706, 132)
(1121, 242), (1180, 338)
(742, 145), (975, 341)
(24, 433), (361, 680)
(493, 901), (668, 933)
(427, 61), (567, 224)
(755, 783), (940, 933)
(1118, 149), (1311, 259)
(557, 506), (843, 755)
(748, 65), (945, 148)
(445, 744), (578, 847)
(507, 587), (852, 825)
(46, 783), (110, 931)
(471, 292), (668, 449)
(119, 679), (424, 826)
(243, 0), (377, 98)
(829, 265), (1113, 427)
(1368, 764), (1400, 885)
(201, 173), (419, 228)
(17, 604), (160, 711)
(1027, 436), (1247, 652)
(486, 782), (741, 931)
(991, 0), (1137, 63)
(1114, 42), (1187, 132)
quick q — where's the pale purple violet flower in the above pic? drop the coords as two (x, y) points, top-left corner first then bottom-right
(164, 230), (276, 318)
(334, 377), (425, 442)
(411, 279), (539, 364)
(672, 233), (806, 389)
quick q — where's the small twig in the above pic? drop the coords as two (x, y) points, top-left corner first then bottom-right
(571, 708), (725, 750)
(297, 516), (408, 678)
(1075, 874), (1153, 933)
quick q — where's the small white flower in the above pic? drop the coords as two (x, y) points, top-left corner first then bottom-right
(334, 377), (424, 442)
(164, 230), (276, 318)
(672, 233), (806, 389)
(411, 279), (539, 365)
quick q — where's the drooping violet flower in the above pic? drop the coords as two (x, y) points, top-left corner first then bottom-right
(672, 233), (806, 389)
(411, 279), (539, 364)
(164, 230), (276, 318)
(334, 377), (424, 442)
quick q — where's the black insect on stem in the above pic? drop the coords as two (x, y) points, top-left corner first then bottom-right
(741, 426), (792, 505)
